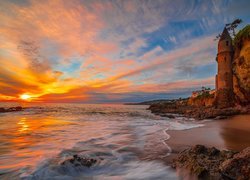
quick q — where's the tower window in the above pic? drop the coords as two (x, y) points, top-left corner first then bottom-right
(226, 41), (229, 46)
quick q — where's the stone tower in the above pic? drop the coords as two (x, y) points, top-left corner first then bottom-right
(215, 28), (234, 108)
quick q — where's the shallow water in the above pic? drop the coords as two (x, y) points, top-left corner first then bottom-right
(0, 103), (204, 179)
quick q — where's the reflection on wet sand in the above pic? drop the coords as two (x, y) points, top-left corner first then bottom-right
(166, 114), (250, 163)
(219, 115), (250, 151)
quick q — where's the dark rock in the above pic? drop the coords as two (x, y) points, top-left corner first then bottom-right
(162, 114), (175, 119)
(220, 147), (250, 180)
(214, 116), (228, 120)
(15, 106), (23, 111)
(173, 145), (249, 179)
(0, 106), (23, 113)
(61, 154), (98, 168)
(191, 145), (207, 154)
(208, 147), (220, 156)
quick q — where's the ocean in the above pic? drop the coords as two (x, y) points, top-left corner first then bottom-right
(0, 103), (204, 179)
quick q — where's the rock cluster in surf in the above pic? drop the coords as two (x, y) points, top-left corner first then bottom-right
(0, 106), (23, 113)
(61, 154), (98, 168)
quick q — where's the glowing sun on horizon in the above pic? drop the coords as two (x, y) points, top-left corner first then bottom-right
(20, 94), (31, 100)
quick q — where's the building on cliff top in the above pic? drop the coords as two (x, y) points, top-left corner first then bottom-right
(215, 27), (234, 108)
(191, 88), (215, 98)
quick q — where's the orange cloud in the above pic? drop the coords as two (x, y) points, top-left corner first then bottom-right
(0, 0), (107, 101)
(0, 0), (217, 103)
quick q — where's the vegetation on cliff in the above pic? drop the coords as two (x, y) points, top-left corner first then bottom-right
(233, 25), (250, 47)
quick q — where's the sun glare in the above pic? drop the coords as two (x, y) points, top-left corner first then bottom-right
(20, 94), (31, 100)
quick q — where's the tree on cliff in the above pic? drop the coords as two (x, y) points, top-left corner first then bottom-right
(226, 18), (243, 36)
(214, 19), (242, 40)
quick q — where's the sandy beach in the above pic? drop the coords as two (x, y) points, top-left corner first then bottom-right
(165, 114), (250, 163)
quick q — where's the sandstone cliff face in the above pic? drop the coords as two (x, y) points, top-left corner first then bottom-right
(187, 96), (214, 107)
(233, 28), (250, 105)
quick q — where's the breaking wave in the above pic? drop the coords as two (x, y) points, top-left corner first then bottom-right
(0, 103), (204, 179)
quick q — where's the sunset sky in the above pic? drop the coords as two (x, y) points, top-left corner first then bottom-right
(0, 0), (250, 103)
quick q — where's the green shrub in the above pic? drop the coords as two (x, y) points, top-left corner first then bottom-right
(196, 91), (214, 99)
(233, 25), (250, 46)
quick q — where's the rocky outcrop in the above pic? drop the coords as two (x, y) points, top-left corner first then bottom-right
(61, 154), (98, 168)
(148, 100), (249, 120)
(0, 106), (23, 113)
(220, 147), (250, 180)
(172, 145), (250, 179)
(233, 25), (250, 105)
(187, 95), (215, 107)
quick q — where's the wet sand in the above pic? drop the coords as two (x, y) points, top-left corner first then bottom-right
(165, 114), (250, 163)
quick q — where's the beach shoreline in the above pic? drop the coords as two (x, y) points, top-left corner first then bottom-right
(164, 114), (250, 162)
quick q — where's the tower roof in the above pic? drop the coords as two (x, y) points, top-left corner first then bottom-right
(219, 27), (231, 41)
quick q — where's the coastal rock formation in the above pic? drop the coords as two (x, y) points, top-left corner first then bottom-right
(233, 25), (250, 105)
(148, 100), (248, 120)
(187, 95), (214, 107)
(61, 154), (98, 168)
(172, 145), (250, 179)
(0, 106), (23, 113)
(220, 147), (250, 180)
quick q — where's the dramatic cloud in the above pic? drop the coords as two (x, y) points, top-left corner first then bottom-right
(0, 0), (249, 102)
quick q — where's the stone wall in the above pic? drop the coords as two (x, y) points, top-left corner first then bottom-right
(215, 89), (234, 108)
(215, 28), (234, 108)
(217, 52), (233, 90)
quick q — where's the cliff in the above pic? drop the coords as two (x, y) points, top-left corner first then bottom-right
(187, 93), (215, 107)
(233, 25), (250, 105)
